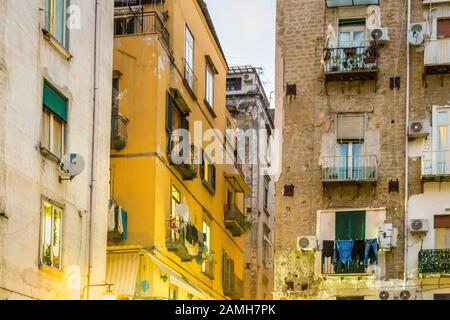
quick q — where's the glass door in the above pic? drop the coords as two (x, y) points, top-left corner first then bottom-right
(433, 108), (450, 175)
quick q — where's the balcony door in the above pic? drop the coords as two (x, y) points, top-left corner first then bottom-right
(432, 107), (450, 175)
(338, 19), (365, 48)
(336, 142), (363, 180)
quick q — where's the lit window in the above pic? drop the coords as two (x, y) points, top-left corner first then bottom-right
(171, 185), (181, 217)
(200, 151), (216, 193)
(45, 0), (69, 48)
(205, 62), (214, 108)
(41, 200), (62, 269)
(184, 25), (195, 91)
(435, 215), (450, 249)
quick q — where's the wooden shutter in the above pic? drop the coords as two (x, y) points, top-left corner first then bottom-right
(435, 215), (450, 229)
(437, 18), (450, 38)
(336, 211), (366, 240)
(200, 150), (205, 180)
(337, 114), (365, 143)
(211, 165), (216, 191)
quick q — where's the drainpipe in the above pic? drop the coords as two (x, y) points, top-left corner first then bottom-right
(404, 0), (411, 287)
(86, 0), (101, 300)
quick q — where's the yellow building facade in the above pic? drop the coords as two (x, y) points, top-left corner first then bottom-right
(106, 0), (250, 300)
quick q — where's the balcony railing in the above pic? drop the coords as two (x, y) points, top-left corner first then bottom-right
(224, 204), (249, 237)
(422, 150), (450, 179)
(114, 11), (169, 49)
(183, 59), (198, 99)
(111, 92), (129, 152)
(202, 252), (216, 280)
(166, 219), (201, 262)
(223, 272), (244, 300)
(418, 249), (450, 274)
(167, 142), (198, 180)
(323, 47), (378, 74)
(321, 155), (378, 182)
(424, 38), (450, 75)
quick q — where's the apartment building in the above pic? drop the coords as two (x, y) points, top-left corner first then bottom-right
(0, 1), (114, 299)
(106, 0), (250, 300)
(226, 66), (276, 300)
(275, 0), (450, 300)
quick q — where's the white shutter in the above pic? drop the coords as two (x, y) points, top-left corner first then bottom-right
(337, 114), (366, 143)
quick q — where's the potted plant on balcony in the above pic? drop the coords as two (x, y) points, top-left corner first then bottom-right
(344, 47), (357, 56)
(363, 43), (379, 65)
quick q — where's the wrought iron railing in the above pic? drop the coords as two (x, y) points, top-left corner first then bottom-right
(323, 47), (378, 73)
(166, 218), (201, 261)
(321, 155), (378, 182)
(223, 271), (244, 300)
(183, 58), (198, 98)
(418, 249), (450, 274)
(167, 143), (198, 180)
(422, 150), (450, 177)
(202, 252), (215, 280)
(111, 89), (128, 151)
(224, 204), (249, 237)
(114, 11), (169, 48)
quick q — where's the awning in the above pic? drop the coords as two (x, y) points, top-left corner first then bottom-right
(106, 251), (140, 296)
(224, 173), (251, 194)
(148, 254), (212, 300)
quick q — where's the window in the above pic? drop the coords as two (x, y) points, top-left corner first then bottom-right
(335, 211), (366, 240)
(45, 0), (69, 48)
(336, 114), (366, 143)
(434, 215), (450, 249)
(338, 19), (365, 48)
(205, 62), (215, 109)
(226, 78), (242, 91)
(200, 151), (216, 194)
(41, 200), (62, 269)
(166, 91), (189, 150)
(201, 221), (212, 273)
(169, 285), (178, 300)
(171, 185), (181, 218)
(263, 178), (269, 210)
(431, 107), (450, 175)
(42, 82), (67, 159)
(263, 224), (272, 261)
(437, 18), (450, 38)
(184, 25), (195, 90)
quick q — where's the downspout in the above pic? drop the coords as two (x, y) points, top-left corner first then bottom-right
(86, 0), (101, 300)
(404, 0), (411, 286)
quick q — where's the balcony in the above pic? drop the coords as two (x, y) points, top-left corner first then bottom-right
(421, 150), (450, 181)
(418, 249), (450, 274)
(166, 219), (201, 262)
(202, 253), (216, 280)
(326, 0), (380, 7)
(183, 59), (198, 100)
(224, 204), (249, 237)
(167, 143), (198, 180)
(424, 38), (450, 85)
(223, 272), (244, 300)
(321, 155), (378, 183)
(323, 47), (378, 93)
(114, 11), (170, 49)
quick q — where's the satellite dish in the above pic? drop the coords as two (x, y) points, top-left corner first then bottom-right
(60, 153), (85, 179)
(371, 29), (382, 41)
(409, 23), (424, 46)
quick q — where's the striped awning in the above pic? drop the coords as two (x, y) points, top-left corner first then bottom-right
(105, 251), (140, 296)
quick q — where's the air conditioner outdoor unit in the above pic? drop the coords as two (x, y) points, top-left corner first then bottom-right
(369, 27), (390, 43)
(379, 290), (397, 300)
(408, 120), (430, 138)
(399, 289), (416, 301)
(378, 223), (393, 250)
(409, 219), (429, 234)
(297, 236), (317, 251)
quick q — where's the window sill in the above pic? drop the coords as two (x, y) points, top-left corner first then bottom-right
(202, 179), (216, 196)
(40, 145), (61, 164)
(39, 264), (64, 279)
(203, 99), (217, 119)
(42, 29), (72, 61)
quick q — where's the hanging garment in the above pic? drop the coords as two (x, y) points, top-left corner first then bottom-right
(352, 240), (365, 262)
(364, 239), (379, 266)
(322, 240), (335, 258)
(121, 208), (128, 240)
(117, 205), (124, 234)
(108, 202), (115, 232)
(336, 240), (354, 264)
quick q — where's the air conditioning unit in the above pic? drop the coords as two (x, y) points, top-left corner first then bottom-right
(399, 289), (416, 301)
(409, 22), (426, 46)
(409, 219), (429, 234)
(378, 223), (393, 250)
(297, 236), (317, 251)
(408, 120), (430, 138)
(379, 290), (396, 300)
(369, 27), (390, 43)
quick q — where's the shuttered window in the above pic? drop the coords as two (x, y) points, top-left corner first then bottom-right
(336, 114), (366, 143)
(43, 82), (68, 122)
(435, 215), (450, 249)
(437, 18), (450, 38)
(336, 211), (366, 240)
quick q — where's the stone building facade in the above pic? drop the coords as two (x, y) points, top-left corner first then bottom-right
(275, 0), (450, 300)
(227, 66), (275, 300)
(0, 0), (114, 299)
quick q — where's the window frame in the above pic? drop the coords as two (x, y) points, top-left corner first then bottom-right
(437, 17), (450, 38)
(200, 150), (216, 195)
(45, 0), (69, 48)
(201, 221), (212, 274)
(205, 61), (215, 110)
(40, 199), (63, 270)
(42, 108), (66, 160)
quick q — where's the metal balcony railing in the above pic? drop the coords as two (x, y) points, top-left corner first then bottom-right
(202, 252), (216, 280)
(321, 155), (378, 182)
(323, 47), (378, 74)
(223, 272), (244, 300)
(422, 150), (450, 178)
(418, 249), (450, 274)
(167, 143), (198, 180)
(183, 59), (198, 98)
(166, 218), (201, 262)
(114, 11), (169, 48)
(224, 204), (248, 237)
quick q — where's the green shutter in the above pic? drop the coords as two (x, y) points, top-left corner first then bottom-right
(43, 82), (68, 122)
(335, 211), (366, 240)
